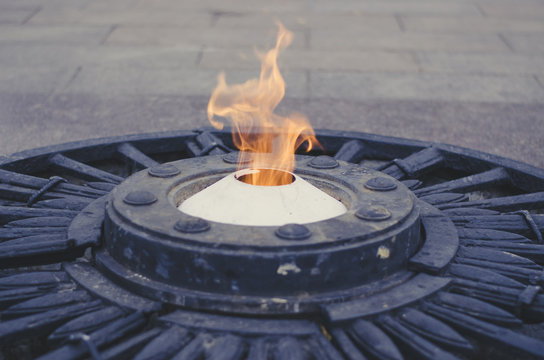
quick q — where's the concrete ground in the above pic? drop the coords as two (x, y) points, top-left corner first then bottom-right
(0, 0), (543, 168)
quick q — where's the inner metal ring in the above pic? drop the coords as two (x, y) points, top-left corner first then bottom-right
(97, 154), (421, 312)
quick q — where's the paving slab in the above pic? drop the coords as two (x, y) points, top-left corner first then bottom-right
(0, 0), (90, 7)
(311, 32), (509, 52)
(400, 16), (544, 33)
(28, 9), (213, 27)
(0, 66), (76, 94)
(312, 1), (482, 15)
(214, 14), (401, 33)
(0, 25), (111, 45)
(63, 67), (308, 98)
(478, 2), (544, 19)
(501, 33), (544, 54)
(0, 8), (37, 24)
(138, 0), (309, 12)
(0, 0), (542, 173)
(310, 72), (544, 103)
(286, 98), (544, 169)
(200, 49), (419, 73)
(537, 76), (544, 89)
(415, 52), (544, 75)
(0, 45), (200, 69)
(1, 93), (542, 169)
(106, 26), (306, 49)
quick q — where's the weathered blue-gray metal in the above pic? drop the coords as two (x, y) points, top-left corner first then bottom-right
(0, 128), (543, 360)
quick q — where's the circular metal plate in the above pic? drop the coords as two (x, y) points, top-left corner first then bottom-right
(101, 155), (420, 305)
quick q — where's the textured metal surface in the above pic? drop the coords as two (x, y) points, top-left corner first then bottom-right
(0, 128), (543, 359)
(101, 154), (419, 307)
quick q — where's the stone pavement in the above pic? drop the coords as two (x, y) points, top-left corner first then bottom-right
(0, 0), (543, 167)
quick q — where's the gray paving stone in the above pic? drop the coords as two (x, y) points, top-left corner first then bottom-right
(0, 0), (89, 9)
(401, 15), (544, 33)
(0, 8), (36, 24)
(199, 49), (419, 73)
(0, 0), (542, 170)
(313, 1), (482, 15)
(0, 45), (200, 69)
(84, 0), (140, 11)
(0, 66), (76, 94)
(29, 9), (212, 27)
(2, 93), (542, 169)
(415, 52), (544, 75)
(63, 67), (308, 98)
(309, 72), (544, 103)
(478, 2), (544, 19)
(286, 98), (544, 169)
(0, 25), (111, 45)
(502, 33), (544, 53)
(106, 26), (306, 50)
(199, 49), (262, 71)
(311, 32), (509, 52)
(214, 14), (401, 33)
(537, 76), (544, 89)
(0, 93), (210, 157)
(130, 0), (309, 13)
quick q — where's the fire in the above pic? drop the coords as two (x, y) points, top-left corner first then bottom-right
(207, 23), (320, 186)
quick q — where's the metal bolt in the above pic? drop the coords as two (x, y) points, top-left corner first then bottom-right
(355, 206), (392, 221)
(223, 152), (252, 165)
(174, 216), (210, 233)
(148, 164), (180, 178)
(275, 223), (311, 240)
(308, 155), (339, 169)
(365, 177), (397, 191)
(123, 191), (157, 206)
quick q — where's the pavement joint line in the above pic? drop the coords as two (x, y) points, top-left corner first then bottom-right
(196, 46), (205, 67)
(409, 51), (423, 72)
(394, 14), (405, 32)
(210, 10), (220, 27)
(304, 28), (311, 50)
(535, 75), (544, 90)
(305, 69), (311, 99)
(497, 33), (514, 52)
(45, 66), (82, 104)
(209, 10), (244, 27)
(100, 24), (119, 46)
(474, 3), (487, 17)
(21, 6), (41, 25)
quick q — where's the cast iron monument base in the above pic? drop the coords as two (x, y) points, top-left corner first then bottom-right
(0, 128), (543, 360)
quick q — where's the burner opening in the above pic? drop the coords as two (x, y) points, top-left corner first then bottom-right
(235, 168), (295, 186)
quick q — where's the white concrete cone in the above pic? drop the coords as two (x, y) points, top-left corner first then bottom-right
(179, 168), (347, 226)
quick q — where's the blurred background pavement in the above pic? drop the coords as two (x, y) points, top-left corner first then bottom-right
(0, 0), (543, 167)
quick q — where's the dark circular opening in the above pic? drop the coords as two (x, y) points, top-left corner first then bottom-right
(235, 168), (295, 186)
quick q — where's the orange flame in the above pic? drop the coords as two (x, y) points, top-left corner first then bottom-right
(207, 23), (320, 186)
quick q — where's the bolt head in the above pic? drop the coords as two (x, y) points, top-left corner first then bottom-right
(308, 155), (339, 169)
(174, 216), (210, 233)
(355, 206), (392, 221)
(123, 191), (157, 206)
(365, 177), (397, 191)
(148, 164), (180, 178)
(275, 223), (311, 240)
